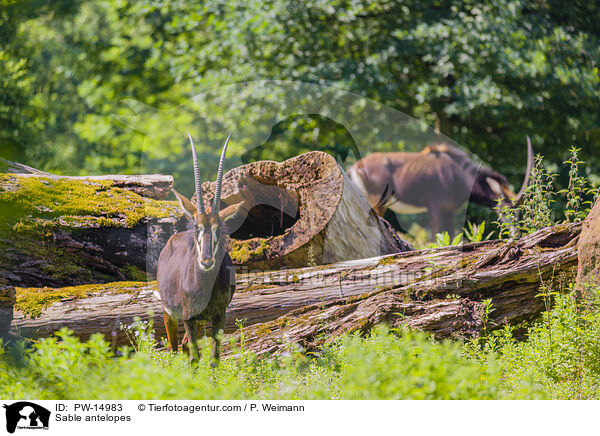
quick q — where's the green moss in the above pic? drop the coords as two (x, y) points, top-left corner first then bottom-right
(15, 281), (155, 318)
(378, 256), (399, 266)
(253, 323), (274, 336)
(120, 265), (149, 281)
(0, 175), (178, 231)
(239, 283), (278, 294)
(0, 175), (179, 281)
(229, 238), (270, 263)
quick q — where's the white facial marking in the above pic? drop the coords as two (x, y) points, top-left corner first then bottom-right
(486, 177), (504, 197)
(212, 225), (219, 251)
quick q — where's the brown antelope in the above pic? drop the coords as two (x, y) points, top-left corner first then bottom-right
(157, 134), (245, 362)
(347, 138), (533, 236)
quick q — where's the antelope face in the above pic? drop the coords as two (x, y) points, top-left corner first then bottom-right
(172, 188), (245, 272)
(194, 213), (222, 271)
(171, 133), (245, 272)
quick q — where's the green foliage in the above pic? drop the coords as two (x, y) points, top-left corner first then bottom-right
(463, 221), (495, 243)
(559, 147), (600, 223)
(0, 1), (79, 163)
(465, 285), (600, 399)
(0, 325), (504, 400)
(495, 149), (599, 238)
(335, 327), (500, 399)
(430, 231), (463, 248)
(517, 154), (557, 234)
(1, 0), (598, 201)
(6, 284), (600, 400)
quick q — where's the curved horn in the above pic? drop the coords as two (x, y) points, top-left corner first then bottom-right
(188, 132), (206, 216)
(212, 134), (231, 214)
(514, 135), (534, 204)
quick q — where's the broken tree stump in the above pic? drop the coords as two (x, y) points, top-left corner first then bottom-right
(198, 151), (411, 269)
(9, 223), (581, 351)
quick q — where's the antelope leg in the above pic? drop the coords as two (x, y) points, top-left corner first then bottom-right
(183, 319), (200, 363)
(211, 316), (225, 362)
(162, 308), (178, 353)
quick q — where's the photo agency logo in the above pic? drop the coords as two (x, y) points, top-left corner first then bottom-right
(2, 402), (50, 434)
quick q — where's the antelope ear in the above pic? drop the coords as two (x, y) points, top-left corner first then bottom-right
(172, 189), (197, 221)
(220, 201), (247, 235)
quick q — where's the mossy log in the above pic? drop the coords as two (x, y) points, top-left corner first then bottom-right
(0, 153), (409, 289)
(197, 151), (411, 269)
(1, 158), (174, 200)
(9, 223), (580, 352)
(0, 173), (183, 287)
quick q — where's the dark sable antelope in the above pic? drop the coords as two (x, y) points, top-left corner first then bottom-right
(347, 138), (534, 236)
(157, 134), (245, 362)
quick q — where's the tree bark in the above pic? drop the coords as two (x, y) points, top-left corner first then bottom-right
(0, 282), (15, 338)
(10, 223), (581, 352)
(575, 198), (600, 301)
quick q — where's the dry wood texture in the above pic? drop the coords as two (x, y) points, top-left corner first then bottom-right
(0, 282), (15, 338)
(10, 223), (581, 353)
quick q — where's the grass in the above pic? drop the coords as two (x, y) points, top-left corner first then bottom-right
(0, 325), (505, 400)
(4, 280), (599, 399)
(465, 285), (600, 399)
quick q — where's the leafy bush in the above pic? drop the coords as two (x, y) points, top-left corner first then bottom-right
(465, 285), (600, 399)
(0, 326), (504, 400)
(497, 148), (599, 238)
(4, 285), (600, 400)
(335, 328), (501, 399)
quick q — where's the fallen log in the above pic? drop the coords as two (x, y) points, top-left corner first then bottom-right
(232, 223), (580, 355)
(0, 280), (15, 339)
(0, 158), (174, 200)
(9, 223), (581, 352)
(0, 152), (409, 289)
(0, 173), (183, 287)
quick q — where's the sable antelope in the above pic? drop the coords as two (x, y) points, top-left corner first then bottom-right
(157, 134), (245, 362)
(347, 138), (534, 236)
